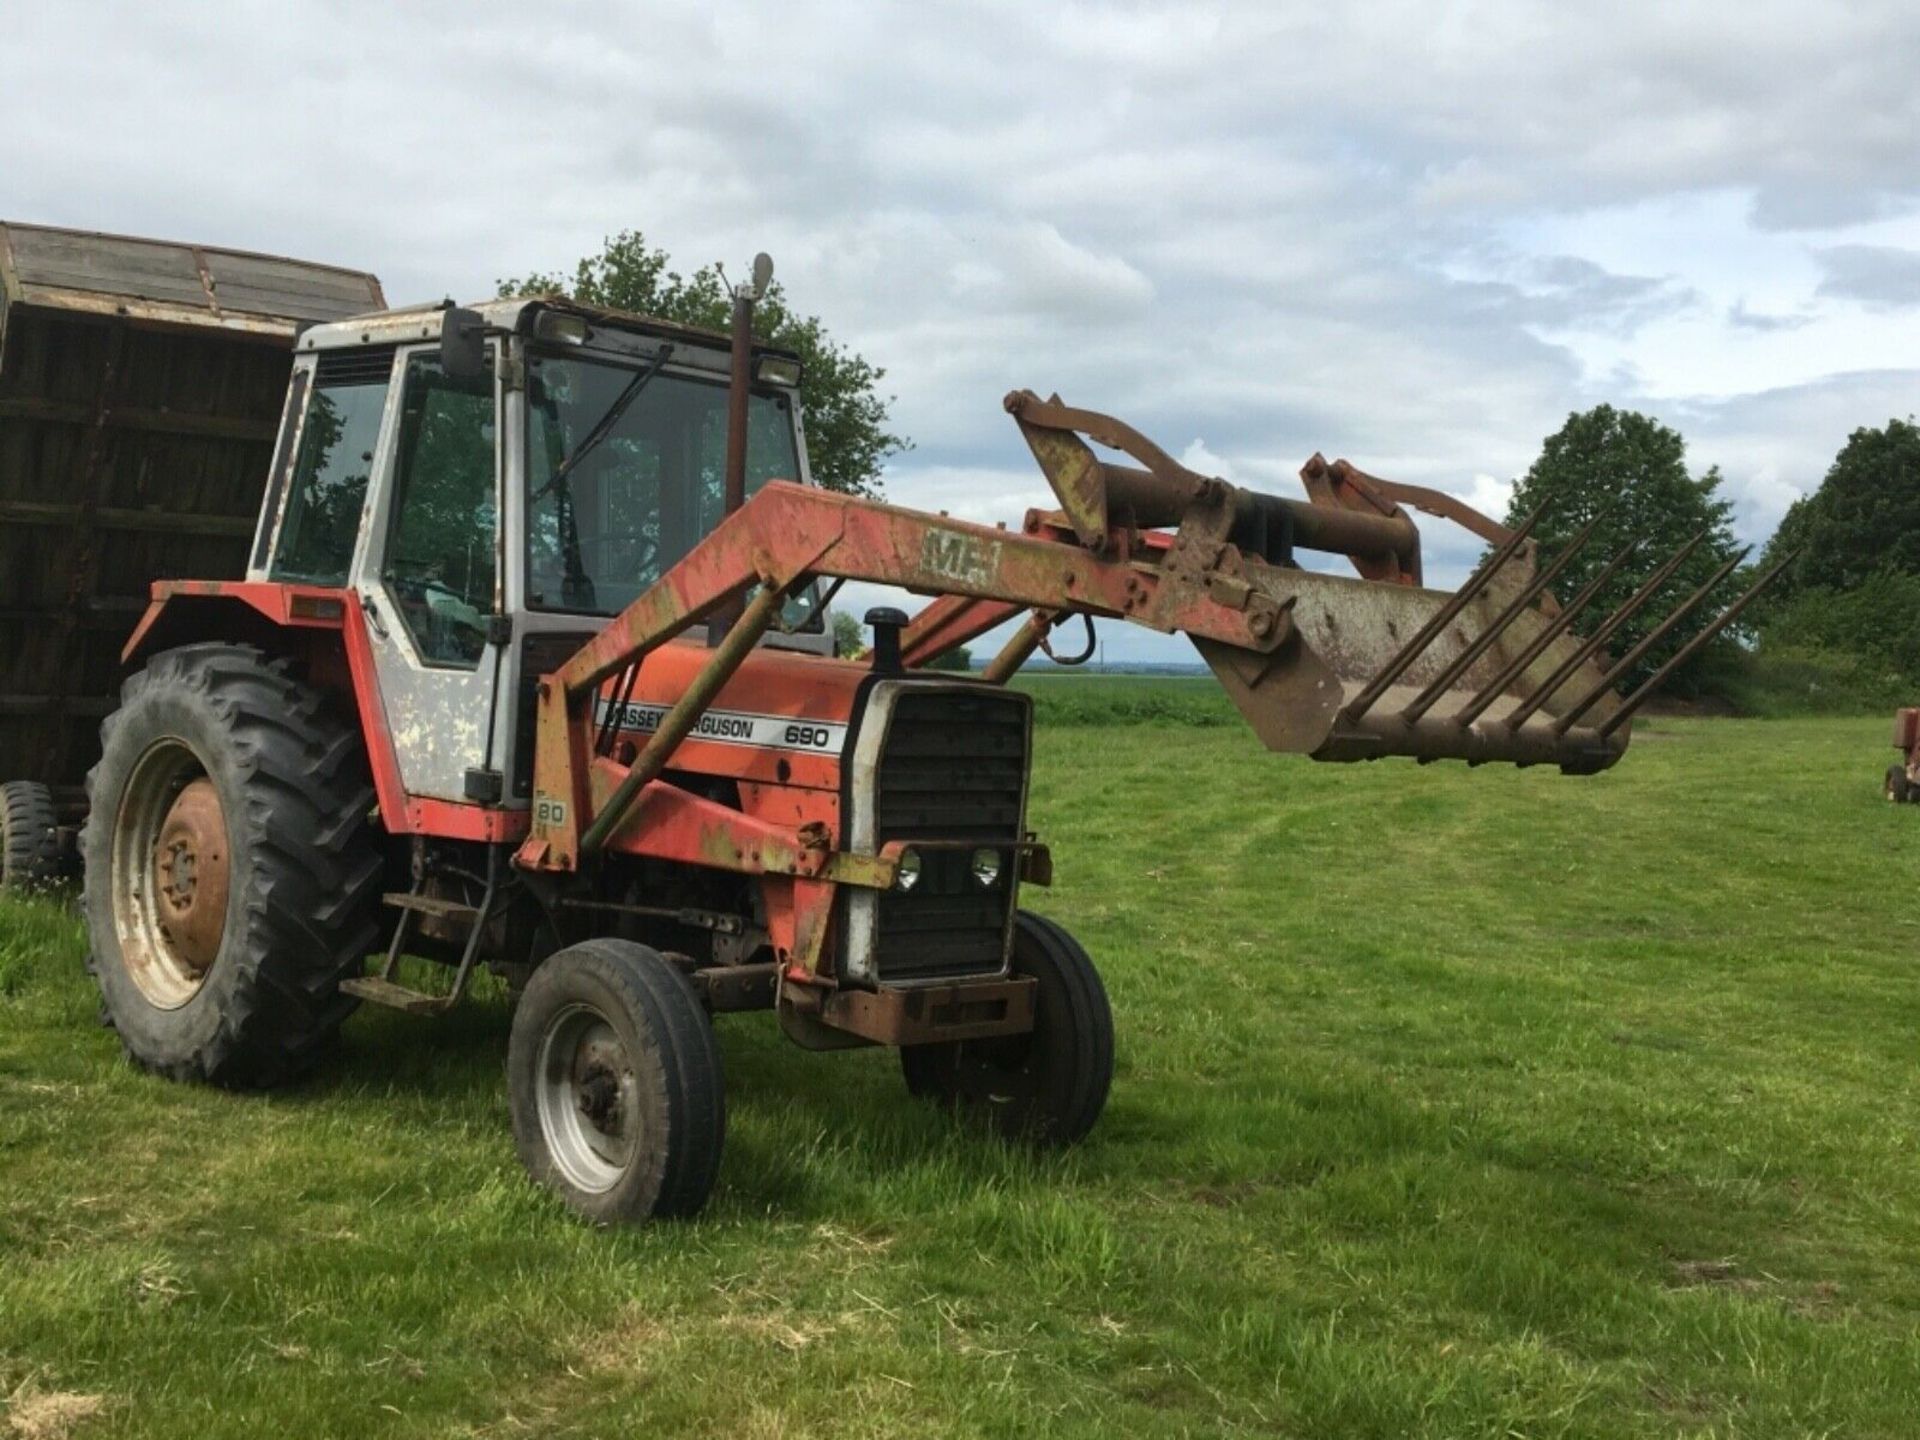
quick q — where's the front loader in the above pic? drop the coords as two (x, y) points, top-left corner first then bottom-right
(79, 255), (1779, 1223)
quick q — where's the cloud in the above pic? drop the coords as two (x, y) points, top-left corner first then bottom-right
(3, 0), (1916, 663)
(1813, 244), (1920, 310)
(1727, 300), (1812, 332)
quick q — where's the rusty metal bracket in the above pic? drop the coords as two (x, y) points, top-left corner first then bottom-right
(796, 975), (1038, 1047)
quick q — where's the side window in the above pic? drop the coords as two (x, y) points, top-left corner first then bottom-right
(269, 351), (395, 585)
(381, 351), (498, 668)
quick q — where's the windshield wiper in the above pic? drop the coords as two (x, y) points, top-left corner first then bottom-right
(533, 344), (673, 502)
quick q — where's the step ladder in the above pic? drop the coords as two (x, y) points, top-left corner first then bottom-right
(340, 851), (502, 1015)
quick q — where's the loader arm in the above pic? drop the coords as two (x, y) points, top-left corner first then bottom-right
(518, 395), (1782, 876)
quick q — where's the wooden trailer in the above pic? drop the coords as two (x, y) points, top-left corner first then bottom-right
(0, 221), (383, 883)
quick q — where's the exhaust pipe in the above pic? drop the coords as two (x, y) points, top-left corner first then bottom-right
(723, 252), (773, 520)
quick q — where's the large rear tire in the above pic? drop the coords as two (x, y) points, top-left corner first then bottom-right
(508, 939), (726, 1224)
(901, 911), (1114, 1145)
(1, 781), (63, 894)
(81, 644), (381, 1087)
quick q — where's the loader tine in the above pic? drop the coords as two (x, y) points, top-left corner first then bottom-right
(1502, 529), (1707, 730)
(1400, 511), (1604, 724)
(1341, 503), (1544, 723)
(1454, 538), (1643, 728)
(1553, 546), (1749, 734)
(1596, 551), (1797, 737)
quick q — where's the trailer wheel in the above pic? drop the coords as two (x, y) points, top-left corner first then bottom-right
(508, 939), (726, 1224)
(1, 781), (63, 894)
(1887, 766), (1911, 803)
(81, 644), (381, 1087)
(901, 911), (1114, 1145)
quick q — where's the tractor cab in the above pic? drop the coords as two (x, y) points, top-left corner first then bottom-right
(249, 297), (826, 810)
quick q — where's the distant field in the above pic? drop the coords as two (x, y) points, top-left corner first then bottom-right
(4, 682), (1918, 1438)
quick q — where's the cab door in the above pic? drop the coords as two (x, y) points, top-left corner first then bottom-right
(352, 344), (507, 805)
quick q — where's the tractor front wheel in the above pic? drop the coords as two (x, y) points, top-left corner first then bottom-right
(901, 911), (1114, 1145)
(81, 645), (381, 1086)
(1, 780), (63, 894)
(1887, 765), (1912, 803)
(508, 939), (726, 1224)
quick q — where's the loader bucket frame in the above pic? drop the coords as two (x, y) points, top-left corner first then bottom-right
(518, 392), (1782, 882)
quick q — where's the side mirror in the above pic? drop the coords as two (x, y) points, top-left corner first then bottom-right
(440, 306), (487, 382)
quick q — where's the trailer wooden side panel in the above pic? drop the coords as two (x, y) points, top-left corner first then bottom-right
(0, 222), (384, 813)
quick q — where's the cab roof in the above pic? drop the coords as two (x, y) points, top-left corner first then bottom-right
(297, 293), (801, 364)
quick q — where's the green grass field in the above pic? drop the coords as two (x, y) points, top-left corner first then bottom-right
(4, 684), (1918, 1437)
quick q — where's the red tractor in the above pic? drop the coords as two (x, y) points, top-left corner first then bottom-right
(70, 253), (1779, 1223)
(1887, 709), (1920, 801)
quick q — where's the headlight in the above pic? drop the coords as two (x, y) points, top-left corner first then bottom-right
(533, 311), (591, 345)
(755, 355), (804, 387)
(893, 847), (922, 892)
(969, 847), (1003, 888)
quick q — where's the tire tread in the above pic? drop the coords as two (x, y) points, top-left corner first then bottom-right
(82, 643), (380, 1087)
(1, 781), (63, 894)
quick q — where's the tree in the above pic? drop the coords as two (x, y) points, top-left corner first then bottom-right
(500, 231), (907, 497)
(1504, 406), (1740, 690)
(830, 610), (864, 659)
(1759, 417), (1920, 602)
(925, 645), (973, 672)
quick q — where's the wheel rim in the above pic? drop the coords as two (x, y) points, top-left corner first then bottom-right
(110, 741), (230, 1009)
(536, 1002), (641, 1194)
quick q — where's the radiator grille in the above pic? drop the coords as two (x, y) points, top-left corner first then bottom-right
(868, 686), (1030, 982)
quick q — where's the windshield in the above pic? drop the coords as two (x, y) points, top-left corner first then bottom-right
(525, 349), (818, 626)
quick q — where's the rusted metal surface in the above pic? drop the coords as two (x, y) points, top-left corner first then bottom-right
(1595, 551), (1798, 738)
(899, 593), (1026, 669)
(1009, 395), (1108, 547)
(1552, 547), (1748, 733)
(691, 961), (779, 1012)
(1500, 534), (1705, 732)
(578, 583), (786, 854)
(1340, 505), (1545, 724)
(109, 738), (225, 1009)
(982, 609), (1057, 683)
(1397, 511), (1602, 724)
(524, 384), (1798, 887)
(1314, 456), (1517, 551)
(722, 277), (756, 521)
(787, 975), (1038, 1047)
(0, 222), (384, 334)
(1451, 540), (1643, 729)
(1013, 393), (1423, 579)
(151, 778), (228, 979)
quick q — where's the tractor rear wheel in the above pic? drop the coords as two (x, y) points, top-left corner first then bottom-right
(81, 644), (382, 1087)
(508, 939), (726, 1224)
(901, 911), (1113, 1145)
(1887, 765), (1911, 803)
(1, 780), (63, 894)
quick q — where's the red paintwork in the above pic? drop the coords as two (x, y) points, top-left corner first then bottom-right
(596, 639), (864, 793)
(900, 594), (1025, 668)
(123, 579), (352, 663)
(129, 580), (528, 841)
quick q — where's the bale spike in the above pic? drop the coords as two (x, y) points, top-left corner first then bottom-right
(1553, 546), (1749, 735)
(1454, 538), (1643, 728)
(1399, 511), (1604, 724)
(1596, 551), (1797, 737)
(1502, 530), (1707, 731)
(1340, 503), (1543, 724)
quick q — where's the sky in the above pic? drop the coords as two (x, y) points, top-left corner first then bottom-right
(5, 1), (1917, 663)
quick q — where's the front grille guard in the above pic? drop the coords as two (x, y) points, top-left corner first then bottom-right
(840, 679), (1031, 988)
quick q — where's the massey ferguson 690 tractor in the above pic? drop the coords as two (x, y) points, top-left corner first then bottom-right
(63, 251), (1778, 1223)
